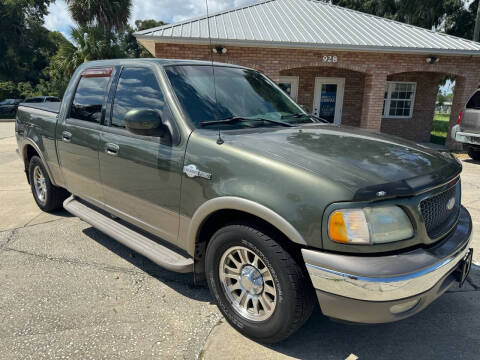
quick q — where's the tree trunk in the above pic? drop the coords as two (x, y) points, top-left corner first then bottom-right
(474, 0), (480, 42)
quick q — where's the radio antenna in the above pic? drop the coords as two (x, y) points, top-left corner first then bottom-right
(204, 0), (223, 145)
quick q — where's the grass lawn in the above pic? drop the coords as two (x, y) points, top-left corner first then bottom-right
(431, 112), (450, 145)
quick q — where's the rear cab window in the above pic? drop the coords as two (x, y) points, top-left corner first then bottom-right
(25, 98), (43, 103)
(466, 91), (480, 110)
(70, 68), (112, 123)
(111, 67), (166, 128)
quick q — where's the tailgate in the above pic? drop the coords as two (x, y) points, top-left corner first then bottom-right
(462, 109), (480, 135)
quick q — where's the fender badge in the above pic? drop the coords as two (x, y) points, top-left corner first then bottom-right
(376, 191), (387, 197)
(183, 164), (212, 180)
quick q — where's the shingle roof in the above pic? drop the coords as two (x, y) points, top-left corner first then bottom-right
(135, 0), (480, 55)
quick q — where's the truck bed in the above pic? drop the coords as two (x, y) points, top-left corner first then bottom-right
(19, 102), (61, 114)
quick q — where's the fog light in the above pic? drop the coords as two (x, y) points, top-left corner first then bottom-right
(390, 299), (420, 315)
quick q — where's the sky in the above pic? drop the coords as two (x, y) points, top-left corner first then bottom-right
(43, 0), (458, 94)
(44, 0), (258, 39)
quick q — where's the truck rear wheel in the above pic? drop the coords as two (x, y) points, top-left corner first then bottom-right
(205, 223), (315, 343)
(468, 146), (480, 161)
(28, 156), (68, 212)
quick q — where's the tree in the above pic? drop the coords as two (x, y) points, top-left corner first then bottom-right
(0, 0), (58, 83)
(121, 19), (167, 58)
(330, 0), (479, 42)
(65, 0), (132, 32)
(0, 81), (20, 100)
(50, 26), (124, 81)
(445, 0), (479, 40)
(332, 0), (463, 30)
(473, 0), (480, 41)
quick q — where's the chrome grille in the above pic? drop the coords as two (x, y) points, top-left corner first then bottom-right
(420, 181), (461, 238)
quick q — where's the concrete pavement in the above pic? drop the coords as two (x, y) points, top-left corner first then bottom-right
(1, 122), (479, 359)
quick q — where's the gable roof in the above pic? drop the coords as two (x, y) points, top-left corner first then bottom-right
(135, 0), (480, 55)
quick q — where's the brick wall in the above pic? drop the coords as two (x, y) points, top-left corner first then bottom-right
(381, 72), (446, 142)
(280, 67), (364, 127)
(154, 43), (480, 145)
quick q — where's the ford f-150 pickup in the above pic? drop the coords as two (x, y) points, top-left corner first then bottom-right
(16, 59), (473, 343)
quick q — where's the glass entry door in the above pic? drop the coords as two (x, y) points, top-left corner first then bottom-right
(313, 77), (345, 124)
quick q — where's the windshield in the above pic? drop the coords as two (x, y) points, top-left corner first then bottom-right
(165, 65), (314, 129)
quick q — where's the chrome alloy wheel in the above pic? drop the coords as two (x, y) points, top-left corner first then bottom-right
(219, 246), (277, 321)
(33, 166), (47, 203)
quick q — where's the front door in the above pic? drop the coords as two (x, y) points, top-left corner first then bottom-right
(99, 66), (183, 246)
(313, 77), (345, 124)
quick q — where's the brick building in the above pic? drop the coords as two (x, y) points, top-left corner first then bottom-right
(135, 0), (480, 147)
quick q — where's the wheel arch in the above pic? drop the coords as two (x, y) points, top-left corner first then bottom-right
(22, 139), (57, 186)
(186, 197), (307, 258)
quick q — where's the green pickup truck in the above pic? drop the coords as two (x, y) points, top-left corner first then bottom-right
(15, 59), (473, 343)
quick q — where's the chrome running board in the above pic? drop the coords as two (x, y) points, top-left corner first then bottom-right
(63, 196), (193, 273)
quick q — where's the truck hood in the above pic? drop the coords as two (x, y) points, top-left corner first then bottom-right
(224, 124), (461, 200)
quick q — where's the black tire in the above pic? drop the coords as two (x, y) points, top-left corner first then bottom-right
(205, 223), (316, 343)
(468, 146), (480, 161)
(28, 156), (69, 212)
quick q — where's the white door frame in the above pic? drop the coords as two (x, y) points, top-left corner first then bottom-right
(313, 77), (345, 124)
(278, 76), (299, 101)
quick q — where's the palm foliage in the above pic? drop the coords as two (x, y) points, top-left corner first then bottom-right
(65, 0), (132, 32)
(50, 26), (123, 80)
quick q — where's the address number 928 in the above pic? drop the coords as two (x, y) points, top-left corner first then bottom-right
(322, 56), (338, 63)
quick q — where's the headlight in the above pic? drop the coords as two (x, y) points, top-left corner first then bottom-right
(328, 206), (413, 245)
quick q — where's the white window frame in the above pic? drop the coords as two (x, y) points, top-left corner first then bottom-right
(278, 76), (299, 101)
(382, 81), (417, 119)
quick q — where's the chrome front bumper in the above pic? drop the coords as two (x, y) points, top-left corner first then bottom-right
(302, 206), (472, 322)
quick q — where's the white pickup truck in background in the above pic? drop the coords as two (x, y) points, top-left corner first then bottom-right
(452, 88), (480, 160)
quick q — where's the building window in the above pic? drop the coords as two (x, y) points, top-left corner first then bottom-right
(278, 76), (299, 101)
(383, 82), (416, 118)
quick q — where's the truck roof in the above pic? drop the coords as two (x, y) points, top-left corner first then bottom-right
(79, 58), (248, 69)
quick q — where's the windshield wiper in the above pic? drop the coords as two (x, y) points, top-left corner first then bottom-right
(281, 113), (330, 124)
(200, 116), (294, 128)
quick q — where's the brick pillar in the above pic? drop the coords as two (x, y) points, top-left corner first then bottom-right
(360, 73), (388, 132)
(263, 70), (280, 83)
(446, 76), (480, 150)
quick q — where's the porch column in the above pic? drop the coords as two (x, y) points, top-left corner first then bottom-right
(447, 76), (480, 149)
(360, 73), (388, 132)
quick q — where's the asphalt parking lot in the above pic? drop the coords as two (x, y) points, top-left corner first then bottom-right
(1, 121), (479, 359)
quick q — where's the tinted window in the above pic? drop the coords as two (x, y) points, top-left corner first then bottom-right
(165, 65), (303, 129)
(111, 67), (165, 128)
(25, 98), (43, 103)
(46, 97), (60, 102)
(70, 76), (110, 122)
(466, 91), (480, 109)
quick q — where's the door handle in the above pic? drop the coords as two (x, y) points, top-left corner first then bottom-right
(62, 131), (72, 142)
(105, 143), (119, 156)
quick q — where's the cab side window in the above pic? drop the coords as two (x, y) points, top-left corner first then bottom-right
(111, 67), (165, 128)
(466, 91), (480, 110)
(70, 74), (110, 123)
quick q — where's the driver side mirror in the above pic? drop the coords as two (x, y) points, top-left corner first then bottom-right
(124, 109), (164, 136)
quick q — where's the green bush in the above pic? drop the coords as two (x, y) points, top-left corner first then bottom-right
(0, 81), (20, 100)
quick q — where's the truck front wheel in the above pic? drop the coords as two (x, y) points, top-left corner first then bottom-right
(28, 156), (68, 212)
(205, 223), (316, 343)
(468, 146), (480, 161)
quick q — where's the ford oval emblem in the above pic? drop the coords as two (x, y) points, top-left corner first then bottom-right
(446, 197), (456, 211)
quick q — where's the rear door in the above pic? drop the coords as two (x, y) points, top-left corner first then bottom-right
(57, 67), (112, 205)
(99, 65), (184, 245)
(463, 90), (480, 134)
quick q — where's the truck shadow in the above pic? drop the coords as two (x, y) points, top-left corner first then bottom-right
(82, 226), (479, 359)
(265, 285), (479, 359)
(81, 226), (213, 303)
